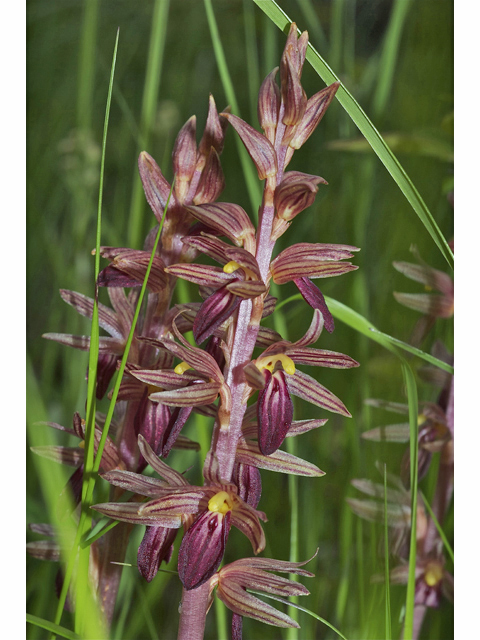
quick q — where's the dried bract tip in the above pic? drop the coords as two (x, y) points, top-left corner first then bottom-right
(173, 115), (197, 202)
(198, 94), (227, 157)
(193, 147), (225, 205)
(257, 67), (281, 144)
(138, 151), (174, 223)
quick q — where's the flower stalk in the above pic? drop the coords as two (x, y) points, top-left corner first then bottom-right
(31, 22), (360, 640)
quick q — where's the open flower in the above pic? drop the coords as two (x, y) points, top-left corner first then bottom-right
(361, 398), (452, 486)
(43, 287), (137, 399)
(93, 436), (267, 589)
(393, 246), (454, 319)
(210, 554), (315, 631)
(393, 245), (454, 346)
(31, 412), (124, 506)
(244, 309), (359, 454)
(166, 233), (266, 343)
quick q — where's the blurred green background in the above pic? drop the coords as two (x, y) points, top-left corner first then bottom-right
(27, 1), (453, 638)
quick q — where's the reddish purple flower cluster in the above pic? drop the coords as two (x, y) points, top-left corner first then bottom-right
(32, 23), (360, 638)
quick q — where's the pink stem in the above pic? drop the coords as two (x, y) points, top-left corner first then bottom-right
(177, 582), (211, 640)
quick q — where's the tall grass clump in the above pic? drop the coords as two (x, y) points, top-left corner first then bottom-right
(27, 1), (453, 639)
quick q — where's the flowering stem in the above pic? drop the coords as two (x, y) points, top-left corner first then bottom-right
(177, 582), (211, 640)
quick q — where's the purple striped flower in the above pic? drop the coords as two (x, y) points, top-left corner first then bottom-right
(244, 310), (359, 455)
(210, 554), (316, 630)
(93, 436), (267, 589)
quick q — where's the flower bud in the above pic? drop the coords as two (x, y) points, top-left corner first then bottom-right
(172, 115), (197, 203)
(137, 526), (177, 582)
(257, 370), (294, 455)
(257, 67), (280, 144)
(193, 147), (225, 205)
(274, 171), (327, 221)
(178, 509), (232, 590)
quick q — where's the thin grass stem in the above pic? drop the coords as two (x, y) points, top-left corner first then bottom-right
(127, 0), (170, 249)
(384, 464), (392, 640)
(421, 491), (454, 564)
(252, 0), (453, 270)
(402, 362), (419, 640)
(204, 0), (262, 214)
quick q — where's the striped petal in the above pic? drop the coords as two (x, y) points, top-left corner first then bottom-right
(393, 292), (453, 318)
(216, 580), (299, 629)
(271, 243), (359, 284)
(274, 171), (326, 221)
(289, 83), (340, 150)
(101, 469), (169, 498)
(165, 263), (232, 287)
(160, 406), (194, 457)
(286, 370), (351, 417)
(257, 67), (280, 143)
(286, 346), (359, 369)
(193, 147), (225, 205)
(59, 289), (122, 338)
(198, 94), (228, 157)
(227, 279), (267, 298)
(293, 278), (335, 333)
(138, 151), (175, 222)
(139, 491), (205, 518)
(149, 381), (221, 407)
(393, 260), (453, 296)
(181, 234), (231, 266)
(91, 501), (182, 527)
(236, 440), (324, 477)
(172, 115), (197, 203)
(193, 284), (242, 344)
(221, 113), (277, 179)
(137, 525), (177, 582)
(137, 435), (189, 486)
(42, 333), (125, 355)
(230, 499), (266, 555)
(232, 463), (262, 509)
(186, 203), (255, 247)
(30, 445), (83, 468)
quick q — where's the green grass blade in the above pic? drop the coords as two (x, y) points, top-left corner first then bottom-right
(81, 518), (120, 548)
(252, 0), (453, 270)
(52, 29), (120, 640)
(88, 179), (175, 495)
(383, 464), (392, 640)
(402, 361), (419, 640)
(76, 0), (99, 133)
(368, 328), (454, 374)
(203, 0), (262, 214)
(27, 615), (81, 640)
(243, 0), (261, 122)
(294, 0), (328, 52)
(214, 597), (229, 640)
(420, 491), (454, 564)
(127, 0), (170, 249)
(77, 27), (121, 637)
(372, 0), (413, 119)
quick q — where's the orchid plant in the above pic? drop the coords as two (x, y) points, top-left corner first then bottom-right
(29, 23), (360, 639)
(349, 250), (454, 640)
